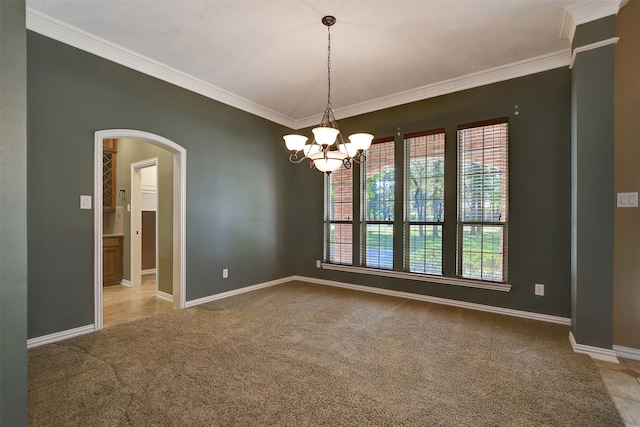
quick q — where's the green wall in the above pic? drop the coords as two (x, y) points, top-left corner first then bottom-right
(116, 138), (174, 294)
(571, 17), (616, 348)
(294, 68), (573, 317)
(27, 31), (295, 338)
(0, 1), (28, 424)
(25, 17), (619, 346)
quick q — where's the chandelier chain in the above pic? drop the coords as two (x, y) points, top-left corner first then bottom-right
(282, 15), (373, 174)
(327, 24), (332, 108)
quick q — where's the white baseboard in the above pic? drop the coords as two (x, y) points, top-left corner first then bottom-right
(156, 290), (173, 302)
(27, 276), (582, 351)
(27, 324), (95, 349)
(120, 279), (133, 287)
(142, 269), (156, 275)
(569, 332), (620, 363)
(184, 276), (295, 308)
(293, 275), (572, 325)
(613, 344), (640, 361)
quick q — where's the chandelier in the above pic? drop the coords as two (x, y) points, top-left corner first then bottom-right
(283, 16), (373, 174)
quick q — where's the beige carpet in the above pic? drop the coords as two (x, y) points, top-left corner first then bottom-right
(28, 281), (623, 426)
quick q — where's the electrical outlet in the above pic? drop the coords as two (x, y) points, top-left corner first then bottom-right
(535, 283), (544, 296)
(80, 195), (92, 210)
(222, 268), (228, 279)
(617, 192), (638, 207)
(316, 260), (321, 268)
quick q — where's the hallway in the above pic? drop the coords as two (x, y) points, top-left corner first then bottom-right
(103, 274), (174, 327)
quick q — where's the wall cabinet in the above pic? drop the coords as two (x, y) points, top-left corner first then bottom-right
(103, 138), (117, 212)
(103, 235), (123, 286)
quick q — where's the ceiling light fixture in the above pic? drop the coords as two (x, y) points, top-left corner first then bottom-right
(283, 16), (373, 174)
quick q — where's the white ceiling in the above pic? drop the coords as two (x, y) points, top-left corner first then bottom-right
(25, 1), (623, 129)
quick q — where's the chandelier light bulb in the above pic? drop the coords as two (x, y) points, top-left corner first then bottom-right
(339, 143), (359, 158)
(310, 151), (347, 173)
(283, 134), (308, 151)
(312, 127), (340, 146)
(348, 133), (374, 151)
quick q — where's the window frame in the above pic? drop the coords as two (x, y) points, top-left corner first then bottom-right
(456, 117), (509, 283)
(403, 128), (446, 276)
(324, 165), (354, 266)
(361, 136), (396, 270)
(320, 117), (511, 292)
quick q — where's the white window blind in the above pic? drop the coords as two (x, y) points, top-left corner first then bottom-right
(457, 119), (509, 282)
(362, 137), (395, 270)
(325, 166), (353, 265)
(405, 129), (445, 275)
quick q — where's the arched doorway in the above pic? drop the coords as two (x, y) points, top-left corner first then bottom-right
(93, 130), (186, 330)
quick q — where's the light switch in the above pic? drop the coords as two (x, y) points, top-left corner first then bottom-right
(80, 195), (92, 210)
(617, 192), (638, 208)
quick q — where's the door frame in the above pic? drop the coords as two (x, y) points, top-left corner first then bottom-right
(131, 158), (158, 289)
(94, 129), (187, 330)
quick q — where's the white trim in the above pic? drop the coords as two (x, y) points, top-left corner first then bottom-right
(559, 1), (623, 42)
(130, 157), (158, 289)
(142, 269), (156, 275)
(558, 8), (577, 42)
(129, 157), (158, 169)
(27, 324), (95, 348)
(294, 275), (570, 325)
(94, 137), (104, 329)
(94, 129), (187, 332)
(25, 8), (570, 130)
(27, 276), (571, 349)
(320, 263), (511, 292)
(185, 277), (293, 308)
(156, 290), (173, 302)
(569, 332), (620, 363)
(569, 37), (620, 69)
(25, 8), (294, 129)
(120, 279), (133, 287)
(293, 50), (570, 129)
(175, 143), (187, 310)
(613, 345), (640, 361)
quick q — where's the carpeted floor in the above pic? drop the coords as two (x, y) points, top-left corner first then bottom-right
(28, 281), (623, 426)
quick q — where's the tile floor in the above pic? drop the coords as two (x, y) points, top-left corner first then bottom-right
(102, 273), (174, 328)
(595, 358), (640, 426)
(103, 279), (639, 425)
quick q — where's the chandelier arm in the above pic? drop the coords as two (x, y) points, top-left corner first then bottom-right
(289, 152), (308, 164)
(282, 16), (371, 173)
(348, 151), (366, 164)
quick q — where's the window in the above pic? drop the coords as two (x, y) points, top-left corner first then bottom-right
(457, 119), (508, 282)
(362, 137), (395, 269)
(321, 117), (509, 288)
(325, 166), (353, 265)
(405, 130), (445, 275)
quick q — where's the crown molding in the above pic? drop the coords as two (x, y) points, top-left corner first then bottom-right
(569, 37), (619, 69)
(559, 1), (625, 42)
(25, 8), (297, 129)
(294, 49), (571, 129)
(27, 7), (571, 131)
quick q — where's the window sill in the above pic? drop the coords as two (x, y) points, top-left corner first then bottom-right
(320, 263), (511, 292)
